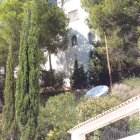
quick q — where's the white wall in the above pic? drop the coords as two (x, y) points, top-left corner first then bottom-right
(45, 0), (94, 77)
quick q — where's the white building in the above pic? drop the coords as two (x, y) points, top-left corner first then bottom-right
(45, 0), (97, 77)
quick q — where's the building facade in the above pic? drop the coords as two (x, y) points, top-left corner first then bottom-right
(45, 0), (96, 77)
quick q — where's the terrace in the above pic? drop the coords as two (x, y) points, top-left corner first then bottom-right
(68, 95), (140, 140)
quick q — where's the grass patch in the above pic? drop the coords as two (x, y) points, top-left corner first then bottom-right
(111, 77), (140, 101)
(123, 77), (140, 87)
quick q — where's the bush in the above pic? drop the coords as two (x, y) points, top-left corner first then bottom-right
(41, 70), (65, 87)
(55, 71), (65, 87)
(41, 70), (55, 87)
(76, 95), (122, 140)
(76, 95), (121, 122)
(36, 93), (78, 140)
(128, 115), (140, 131)
(36, 94), (122, 140)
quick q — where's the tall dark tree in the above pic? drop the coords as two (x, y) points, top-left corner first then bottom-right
(0, 0), (24, 70)
(71, 59), (79, 88)
(71, 59), (87, 88)
(15, 1), (39, 139)
(2, 42), (15, 140)
(0, 0), (23, 94)
(79, 64), (87, 87)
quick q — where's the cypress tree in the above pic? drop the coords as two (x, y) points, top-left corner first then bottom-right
(71, 59), (79, 88)
(79, 64), (87, 87)
(71, 60), (87, 88)
(2, 43), (15, 140)
(15, 1), (39, 139)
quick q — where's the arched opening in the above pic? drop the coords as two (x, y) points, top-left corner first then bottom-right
(88, 32), (94, 43)
(71, 35), (77, 46)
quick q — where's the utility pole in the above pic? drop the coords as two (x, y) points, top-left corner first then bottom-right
(104, 31), (112, 90)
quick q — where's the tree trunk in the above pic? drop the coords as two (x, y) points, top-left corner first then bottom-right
(104, 32), (112, 90)
(48, 52), (52, 72)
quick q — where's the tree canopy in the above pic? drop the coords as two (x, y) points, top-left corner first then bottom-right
(0, 0), (68, 66)
(0, 0), (68, 82)
(38, 0), (68, 70)
(0, 0), (23, 74)
(82, 0), (140, 81)
(38, 1), (68, 53)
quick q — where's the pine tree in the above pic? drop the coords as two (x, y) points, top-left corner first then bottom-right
(79, 64), (87, 87)
(82, 0), (140, 80)
(2, 43), (15, 140)
(71, 59), (79, 88)
(15, 1), (39, 140)
(71, 59), (87, 88)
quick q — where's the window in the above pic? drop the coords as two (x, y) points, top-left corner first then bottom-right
(48, 0), (57, 4)
(68, 10), (79, 22)
(71, 35), (77, 46)
(88, 32), (94, 43)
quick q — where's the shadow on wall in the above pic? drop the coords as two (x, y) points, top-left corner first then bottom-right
(56, 29), (93, 77)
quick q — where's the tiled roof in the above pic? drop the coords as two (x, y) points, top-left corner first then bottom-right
(68, 95), (140, 132)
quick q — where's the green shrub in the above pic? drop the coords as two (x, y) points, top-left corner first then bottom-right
(41, 70), (65, 87)
(36, 94), (122, 140)
(76, 95), (121, 122)
(55, 71), (65, 87)
(76, 95), (121, 140)
(36, 93), (77, 140)
(128, 115), (140, 131)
